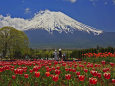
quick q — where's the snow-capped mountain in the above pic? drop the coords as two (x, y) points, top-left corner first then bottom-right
(1, 10), (115, 48)
(0, 10), (103, 35)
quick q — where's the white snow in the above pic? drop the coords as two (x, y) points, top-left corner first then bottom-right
(0, 10), (103, 35)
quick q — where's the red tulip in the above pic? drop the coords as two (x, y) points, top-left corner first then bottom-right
(74, 64), (77, 68)
(0, 67), (4, 72)
(69, 64), (72, 67)
(51, 67), (55, 70)
(110, 62), (114, 67)
(45, 72), (50, 77)
(112, 79), (115, 84)
(48, 63), (51, 66)
(12, 75), (16, 79)
(65, 74), (71, 80)
(72, 69), (76, 72)
(49, 68), (52, 71)
(56, 66), (60, 70)
(76, 71), (80, 76)
(54, 61), (58, 65)
(65, 68), (69, 71)
(55, 69), (61, 75)
(35, 72), (40, 78)
(103, 68), (110, 72)
(23, 69), (27, 72)
(69, 68), (73, 72)
(103, 72), (111, 79)
(14, 69), (18, 74)
(97, 73), (101, 78)
(62, 63), (66, 66)
(98, 64), (101, 67)
(101, 61), (105, 65)
(17, 69), (23, 75)
(84, 62), (86, 65)
(52, 75), (59, 82)
(78, 61), (81, 64)
(89, 77), (97, 85)
(94, 64), (98, 67)
(29, 69), (33, 73)
(4, 66), (10, 70)
(90, 70), (98, 77)
(84, 69), (88, 73)
(78, 75), (85, 81)
(24, 74), (29, 78)
(33, 66), (41, 72)
(11, 68), (14, 71)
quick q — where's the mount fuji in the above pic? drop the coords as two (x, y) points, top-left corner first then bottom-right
(0, 10), (115, 48)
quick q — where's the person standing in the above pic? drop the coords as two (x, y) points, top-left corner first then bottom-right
(53, 50), (58, 61)
(59, 48), (62, 60)
(63, 53), (66, 61)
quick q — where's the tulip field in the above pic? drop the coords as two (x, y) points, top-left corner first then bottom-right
(0, 58), (115, 86)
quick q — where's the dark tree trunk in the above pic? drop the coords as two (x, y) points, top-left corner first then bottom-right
(2, 42), (7, 58)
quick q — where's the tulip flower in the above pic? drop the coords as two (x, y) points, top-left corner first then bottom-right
(112, 79), (115, 84)
(29, 69), (33, 73)
(33, 66), (40, 72)
(90, 70), (98, 77)
(76, 71), (80, 76)
(94, 64), (98, 67)
(65, 68), (69, 71)
(56, 66), (60, 70)
(55, 69), (61, 75)
(65, 74), (71, 80)
(89, 77), (97, 85)
(51, 67), (55, 70)
(84, 69), (88, 73)
(24, 74), (29, 78)
(4, 66), (10, 70)
(0, 67), (4, 72)
(17, 69), (23, 75)
(35, 72), (40, 78)
(103, 72), (111, 79)
(84, 62), (86, 65)
(48, 63), (51, 66)
(62, 63), (66, 66)
(12, 75), (16, 79)
(74, 64), (77, 68)
(52, 75), (59, 82)
(45, 72), (50, 77)
(69, 68), (73, 72)
(78, 75), (85, 81)
(97, 73), (101, 78)
(110, 62), (114, 67)
(72, 69), (76, 72)
(101, 61), (105, 65)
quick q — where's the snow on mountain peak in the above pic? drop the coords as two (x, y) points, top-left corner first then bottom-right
(0, 10), (103, 35)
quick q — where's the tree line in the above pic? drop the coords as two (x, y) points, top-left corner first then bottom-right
(0, 26), (29, 59)
(0, 26), (115, 60)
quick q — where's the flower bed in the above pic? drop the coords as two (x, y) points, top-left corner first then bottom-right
(0, 60), (115, 86)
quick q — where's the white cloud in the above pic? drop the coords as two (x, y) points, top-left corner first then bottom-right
(22, 0), (24, 3)
(89, 0), (115, 5)
(25, 8), (31, 14)
(113, 0), (115, 4)
(65, 0), (77, 3)
(104, 2), (108, 5)
(89, 0), (98, 6)
(69, 0), (77, 3)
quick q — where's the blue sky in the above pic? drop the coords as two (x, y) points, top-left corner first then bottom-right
(0, 0), (115, 32)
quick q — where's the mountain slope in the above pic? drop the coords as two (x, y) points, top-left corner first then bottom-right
(0, 10), (103, 35)
(25, 30), (115, 48)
